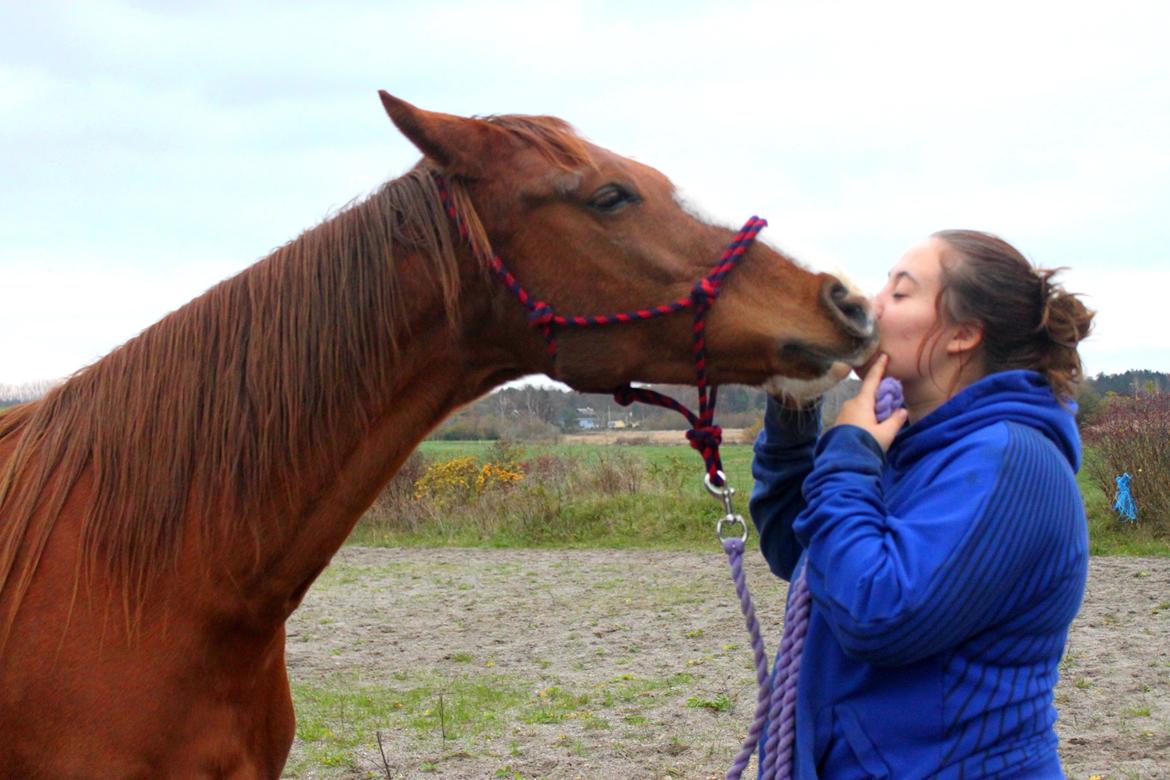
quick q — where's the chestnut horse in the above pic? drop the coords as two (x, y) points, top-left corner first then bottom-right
(0, 93), (874, 777)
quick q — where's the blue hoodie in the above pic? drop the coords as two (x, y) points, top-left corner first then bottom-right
(750, 370), (1088, 779)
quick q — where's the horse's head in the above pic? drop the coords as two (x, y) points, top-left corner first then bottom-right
(380, 92), (876, 399)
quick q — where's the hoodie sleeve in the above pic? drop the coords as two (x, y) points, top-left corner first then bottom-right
(793, 421), (1074, 666)
(748, 396), (822, 582)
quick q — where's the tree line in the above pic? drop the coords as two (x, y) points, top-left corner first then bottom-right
(431, 379), (858, 440)
(0, 380), (59, 409)
(2, 370), (1163, 428)
(431, 369), (1169, 440)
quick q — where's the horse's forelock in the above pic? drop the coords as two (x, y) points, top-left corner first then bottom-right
(483, 114), (593, 172)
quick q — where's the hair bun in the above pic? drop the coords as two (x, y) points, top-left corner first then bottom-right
(1036, 268), (1092, 350)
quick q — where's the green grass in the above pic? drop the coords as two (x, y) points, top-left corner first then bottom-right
(686, 693), (732, 713)
(349, 441), (754, 552)
(288, 670), (697, 774)
(288, 673), (529, 773)
(347, 440), (1168, 557)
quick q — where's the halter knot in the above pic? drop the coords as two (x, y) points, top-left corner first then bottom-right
(686, 424), (723, 452)
(527, 301), (556, 327)
(692, 277), (719, 307)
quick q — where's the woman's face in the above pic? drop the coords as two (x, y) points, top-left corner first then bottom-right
(872, 238), (951, 384)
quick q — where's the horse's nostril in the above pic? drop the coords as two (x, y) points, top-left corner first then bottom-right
(842, 302), (869, 331)
(822, 278), (873, 338)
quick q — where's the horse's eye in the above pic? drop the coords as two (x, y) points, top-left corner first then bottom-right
(588, 184), (640, 213)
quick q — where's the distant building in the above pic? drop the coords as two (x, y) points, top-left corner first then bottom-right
(576, 407), (599, 429)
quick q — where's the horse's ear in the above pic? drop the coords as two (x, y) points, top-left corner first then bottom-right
(379, 91), (496, 177)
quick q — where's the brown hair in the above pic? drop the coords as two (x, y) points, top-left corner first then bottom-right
(930, 229), (1094, 400)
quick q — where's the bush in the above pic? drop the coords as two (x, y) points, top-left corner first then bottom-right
(580, 451), (643, 495)
(412, 456), (483, 503)
(354, 444), (723, 547)
(366, 451), (430, 533)
(483, 438), (527, 473)
(1082, 393), (1170, 536)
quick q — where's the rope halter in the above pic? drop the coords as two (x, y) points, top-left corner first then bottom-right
(432, 170), (767, 486)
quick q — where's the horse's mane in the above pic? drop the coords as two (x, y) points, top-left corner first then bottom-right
(0, 113), (591, 640)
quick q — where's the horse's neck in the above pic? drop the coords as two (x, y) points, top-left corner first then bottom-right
(225, 244), (529, 625)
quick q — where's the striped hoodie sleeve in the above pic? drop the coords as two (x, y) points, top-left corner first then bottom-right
(749, 396), (821, 582)
(792, 421), (1071, 667)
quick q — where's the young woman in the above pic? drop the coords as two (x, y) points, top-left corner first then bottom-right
(750, 230), (1095, 778)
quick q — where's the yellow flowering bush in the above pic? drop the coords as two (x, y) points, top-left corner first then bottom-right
(413, 455), (525, 503)
(413, 456), (480, 502)
(475, 463), (524, 492)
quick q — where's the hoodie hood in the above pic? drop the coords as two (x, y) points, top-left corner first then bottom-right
(888, 370), (1081, 473)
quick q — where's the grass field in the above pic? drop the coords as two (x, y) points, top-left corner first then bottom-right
(346, 439), (1169, 558)
(350, 439), (754, 552)
(418, 439), (754, 483)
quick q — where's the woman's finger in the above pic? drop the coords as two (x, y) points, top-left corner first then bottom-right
(857, 353), (888, 399)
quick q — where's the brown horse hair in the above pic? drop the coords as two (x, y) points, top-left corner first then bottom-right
(0, 114), (591, 645)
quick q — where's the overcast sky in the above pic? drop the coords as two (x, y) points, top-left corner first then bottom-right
(2, 1), (1167, 387)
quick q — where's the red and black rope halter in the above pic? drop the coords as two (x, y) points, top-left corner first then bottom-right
(432, 171), (767, 487)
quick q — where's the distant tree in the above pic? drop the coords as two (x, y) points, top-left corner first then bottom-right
(1075, 383), (1104, 426)
(0, 380), (57, 406)
(1087, 370), (1168, 396)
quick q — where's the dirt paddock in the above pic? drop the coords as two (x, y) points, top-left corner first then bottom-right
(285, 550), (1169, 779)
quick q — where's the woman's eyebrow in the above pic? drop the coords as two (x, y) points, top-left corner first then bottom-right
(888, 270), (919, 285)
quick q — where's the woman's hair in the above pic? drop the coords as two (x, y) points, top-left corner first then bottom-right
(930, 229), (1095, 400)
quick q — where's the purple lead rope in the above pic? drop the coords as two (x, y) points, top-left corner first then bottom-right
(723, 536), (779, 778)
(760, 558), (810, 778)
(874, 377), (905, 424)
(726, 378), (903, 780)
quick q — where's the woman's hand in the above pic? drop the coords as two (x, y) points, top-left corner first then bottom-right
(833, 354), (909, 452)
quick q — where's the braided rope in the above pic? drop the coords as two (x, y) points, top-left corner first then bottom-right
(722, 550), (810, 780)
(723, 537), (776, 779)
(760, 560), (810, 779)
(875, 377), (905, 423)
(431, 170), (766, 485)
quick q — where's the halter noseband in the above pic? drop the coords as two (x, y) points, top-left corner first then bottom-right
(432, 171), (766, 487)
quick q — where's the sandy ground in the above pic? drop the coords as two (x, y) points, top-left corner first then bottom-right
(284, 550), (1169, 779)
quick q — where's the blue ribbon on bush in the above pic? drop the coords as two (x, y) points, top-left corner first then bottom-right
(1113, 472), (1137, 522)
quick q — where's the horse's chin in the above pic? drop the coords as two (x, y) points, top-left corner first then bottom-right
(761, 361), (852, 403)
(851, 338), (882, 376)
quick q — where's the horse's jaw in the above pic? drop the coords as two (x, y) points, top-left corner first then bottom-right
(761, 361), (854, 404)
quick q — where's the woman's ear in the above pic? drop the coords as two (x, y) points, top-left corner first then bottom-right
(946, 320), (984, 355)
